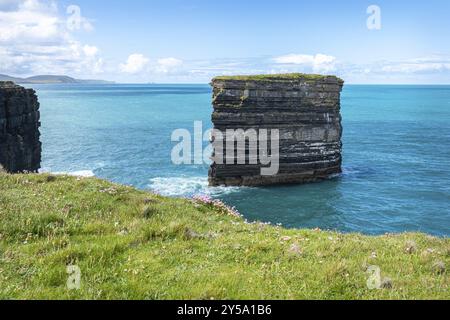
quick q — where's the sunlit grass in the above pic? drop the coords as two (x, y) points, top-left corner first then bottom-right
(0, 173), (448, 300)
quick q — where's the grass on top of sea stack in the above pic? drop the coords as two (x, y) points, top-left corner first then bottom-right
(0, 173), (448, 300)
(212, 73), (344, 83)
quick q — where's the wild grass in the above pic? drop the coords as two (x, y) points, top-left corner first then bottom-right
(212, 73), (343, 83)
(0, 173), (448, 300)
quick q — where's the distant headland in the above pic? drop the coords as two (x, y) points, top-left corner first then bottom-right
(0, 74), (114, 85)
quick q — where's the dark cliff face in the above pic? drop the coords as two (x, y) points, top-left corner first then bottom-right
(209, 74), (344, 187)
(0, 81), (41, 173)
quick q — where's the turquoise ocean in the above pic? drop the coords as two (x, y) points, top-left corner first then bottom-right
(34, 84), (450, 236)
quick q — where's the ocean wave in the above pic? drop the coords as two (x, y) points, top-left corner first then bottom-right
(342, 166), (377, 177)
(148, 176), (245, 197)
(39, 169), (95, 177)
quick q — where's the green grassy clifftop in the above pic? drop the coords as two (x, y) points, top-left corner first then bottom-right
(0, 173), (448, 299)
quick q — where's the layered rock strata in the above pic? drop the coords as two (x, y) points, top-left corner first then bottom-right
(209, 74), (344, 187)
(0, 81), (41, 173)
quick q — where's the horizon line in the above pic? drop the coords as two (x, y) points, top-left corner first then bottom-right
(27, 82), (450, 86)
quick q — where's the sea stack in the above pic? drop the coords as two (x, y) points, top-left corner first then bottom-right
(209, 73), (344, 187)
(0, 81), (41, 173)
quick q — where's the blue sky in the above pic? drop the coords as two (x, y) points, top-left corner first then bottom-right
(1, 0), (450, 83)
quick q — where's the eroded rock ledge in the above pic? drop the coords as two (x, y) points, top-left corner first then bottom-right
(0, 81), (41, 173)
(209, 73), (344, 187)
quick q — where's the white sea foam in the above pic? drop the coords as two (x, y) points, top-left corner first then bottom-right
(148, 176), (246, 197)
(64, 170), (95, 177)
(39, 168), (95, 177)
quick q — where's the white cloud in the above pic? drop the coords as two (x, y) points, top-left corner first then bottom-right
(155, 57), (183, 73)
(327, 55), (450, 84)
(380, 60), (450, 74)
(184, 54), (450, 83)
(118, 55), (183, 75)
(83, 44), (98, 57)
(138, 54), (450, 84)
(0, 0), (60, 43)
(0, 0), (103, 76)
(274, 53), (337, 73)
(119, 54), (149, 74)
(274, 54), (314, 65)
